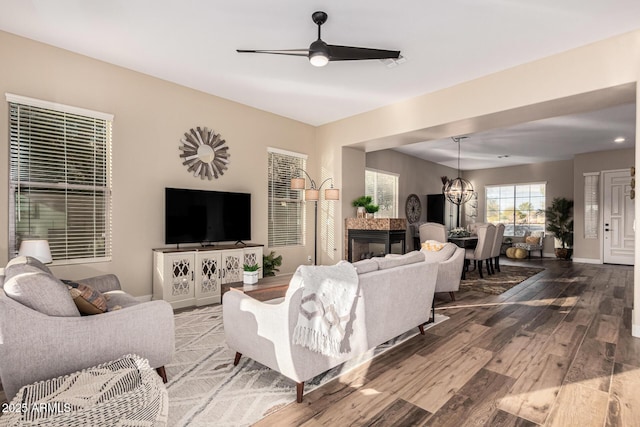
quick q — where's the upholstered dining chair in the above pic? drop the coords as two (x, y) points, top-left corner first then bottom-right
(419, 222), (447, 243)
(465, 223), (496, 279)
(490, 223), (506, 273)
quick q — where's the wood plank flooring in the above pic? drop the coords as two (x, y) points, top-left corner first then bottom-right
(255, 258), (639, 426)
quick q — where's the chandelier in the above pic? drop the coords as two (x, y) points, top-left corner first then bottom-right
(443, 136), (474, 205)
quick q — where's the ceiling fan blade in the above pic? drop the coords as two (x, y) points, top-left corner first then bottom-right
(236, 49), (308, 57)
(327, 45), (401, 61)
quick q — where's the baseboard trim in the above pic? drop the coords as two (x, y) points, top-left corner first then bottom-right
(135, 294), (153, 302)
(572, 257), (603, 264)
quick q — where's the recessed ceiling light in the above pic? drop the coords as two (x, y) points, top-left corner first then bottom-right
(614, 137), (626, 143)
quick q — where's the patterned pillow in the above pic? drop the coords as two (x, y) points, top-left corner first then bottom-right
(421, 240), (446, 251)
(63, 280), (108, 315)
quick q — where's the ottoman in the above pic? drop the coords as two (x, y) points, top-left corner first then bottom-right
(1, 354), (168, 426)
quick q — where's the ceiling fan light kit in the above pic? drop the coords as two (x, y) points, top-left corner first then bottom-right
(237, 11), (401, 67)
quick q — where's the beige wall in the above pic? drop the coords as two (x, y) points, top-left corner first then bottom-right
(0, 31), (316, 296)
(365, 150), (457, 250)
(464, 159), (571, 256)
(573, 148), (635, 261)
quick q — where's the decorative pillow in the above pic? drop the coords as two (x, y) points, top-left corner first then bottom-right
(421, 240), (446, 251)
(525, 236), (541, 245)
(63, 280), (108, 315)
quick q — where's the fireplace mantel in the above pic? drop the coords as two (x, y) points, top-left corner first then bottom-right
(345, 218), (406, 231)
(344, 218), (407, 261)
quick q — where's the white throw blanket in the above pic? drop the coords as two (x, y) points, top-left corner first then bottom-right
(292, 261), (359, 358)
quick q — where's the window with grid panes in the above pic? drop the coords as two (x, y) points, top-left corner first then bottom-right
(485, 183), (546, 236)
(365, 169), (398, 218)
(267, 148), (306, 247)
(8, 94), (113, 264)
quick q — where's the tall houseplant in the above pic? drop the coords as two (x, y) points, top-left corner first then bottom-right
(543, 197), (574, 259)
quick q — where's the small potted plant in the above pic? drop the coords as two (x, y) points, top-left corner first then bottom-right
(262, 251), (282, 277)
(352, 196), (372, 218)
(243, 263), (260, 284)
(364, 203), (379, 219)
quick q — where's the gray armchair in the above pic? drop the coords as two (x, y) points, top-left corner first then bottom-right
(0, 256), (175, 400)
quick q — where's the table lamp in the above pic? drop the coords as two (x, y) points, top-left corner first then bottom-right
(18, 239), (53, 264)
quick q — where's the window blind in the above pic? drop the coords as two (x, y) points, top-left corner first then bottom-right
(584, 173), (599, 239)
(8, 94), (113, 264)
(267, 148), (306, 247)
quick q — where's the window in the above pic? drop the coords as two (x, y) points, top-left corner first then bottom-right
(365, 169), (398, 218)
(268, 148), (306, 247)
(485, 183), (545, 236)
(8, 94), (113, 264)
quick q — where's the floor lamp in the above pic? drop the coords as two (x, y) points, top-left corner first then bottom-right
(291, 169), (340, 265)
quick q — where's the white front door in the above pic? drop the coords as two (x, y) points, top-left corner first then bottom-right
(603, 169), (635, 265)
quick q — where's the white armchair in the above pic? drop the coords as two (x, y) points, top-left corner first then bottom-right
(421, 243), (465, 301)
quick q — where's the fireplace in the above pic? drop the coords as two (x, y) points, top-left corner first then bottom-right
(345, 218), (407, 262)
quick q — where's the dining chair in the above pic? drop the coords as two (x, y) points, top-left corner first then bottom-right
(465, 223), (496, 279)
(419, 222), (447, 243)
(490, 223), (506, 273)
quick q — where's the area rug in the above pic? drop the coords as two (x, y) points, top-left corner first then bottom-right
(460, 264), (544, 295)
(165, 304), (448, 426)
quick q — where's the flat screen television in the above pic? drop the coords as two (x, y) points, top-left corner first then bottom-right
(165, 188), (251, 245)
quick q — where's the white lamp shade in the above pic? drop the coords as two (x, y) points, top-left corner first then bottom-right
(305, 189), (319, 201)
(291, 177), (306, 189)
(18, 239), (52, 263)
(325, 188), (340, 200)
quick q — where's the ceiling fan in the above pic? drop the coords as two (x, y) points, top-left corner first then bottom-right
(237, 11), (401, 67)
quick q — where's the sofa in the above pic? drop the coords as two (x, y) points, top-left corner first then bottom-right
(0, 256), (175, 400)
(223, 251), (438, 402)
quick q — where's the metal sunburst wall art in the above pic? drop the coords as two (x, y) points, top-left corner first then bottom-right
(179, 127), (230, 180)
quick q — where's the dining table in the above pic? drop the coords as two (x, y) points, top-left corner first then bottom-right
(448, 235), (478, 249)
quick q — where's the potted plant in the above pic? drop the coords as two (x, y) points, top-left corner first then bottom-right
(262, 251), (282, 277)
(364, 203), (379, 219)
(543, 197), (574, 259)
(352, 196), (372, 218)
(243, 263), (260, 284)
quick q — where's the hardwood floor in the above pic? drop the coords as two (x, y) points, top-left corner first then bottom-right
(255, 258), (638, 426)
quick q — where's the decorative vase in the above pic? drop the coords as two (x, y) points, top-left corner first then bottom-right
(357, 206), (366, 218)
(243, 271), (259, 285)
(366, 212), (374, 219)
(554, 248), (573, 260)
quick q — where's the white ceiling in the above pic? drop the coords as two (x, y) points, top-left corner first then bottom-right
(1, 0), (639, 168)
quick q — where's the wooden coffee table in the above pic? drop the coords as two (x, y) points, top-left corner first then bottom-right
(221, 273), (292, 302)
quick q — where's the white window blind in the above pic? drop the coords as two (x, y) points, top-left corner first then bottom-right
(365, 168), (398, 218)
(268, 148), (306, 247)
(584, 173), (599, 239)
(8, 94), (113, 264)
